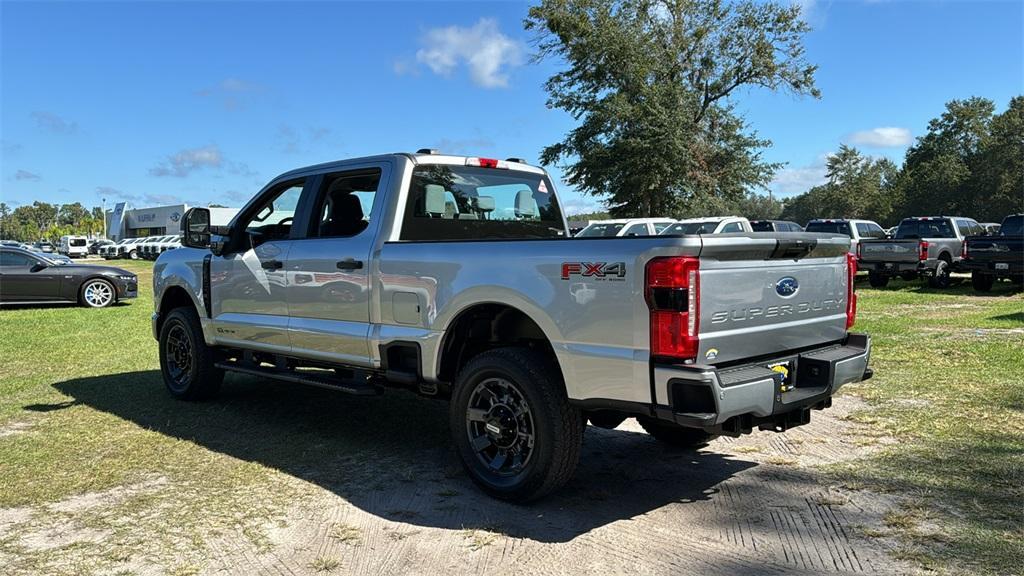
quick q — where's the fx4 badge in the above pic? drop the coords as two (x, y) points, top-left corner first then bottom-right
(561, 262), (627, 281)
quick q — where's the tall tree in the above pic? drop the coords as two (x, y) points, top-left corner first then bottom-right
(780, 146), (897, 224)
(526, 0), (819, 217)
(894, 97), (996, 219)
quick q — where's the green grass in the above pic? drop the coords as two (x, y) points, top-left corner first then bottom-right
(834, 275), (1024, 575)
(0, 265), (1021, 575)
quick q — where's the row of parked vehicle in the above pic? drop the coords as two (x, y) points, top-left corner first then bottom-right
(99, 235), (181, 260)
(573, 214), (1023, 292)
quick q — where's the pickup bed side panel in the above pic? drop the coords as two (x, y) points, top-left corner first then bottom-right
(376, 238), (700, 403)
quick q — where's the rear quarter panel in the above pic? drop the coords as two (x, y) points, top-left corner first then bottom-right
(376, 237), (702, 403)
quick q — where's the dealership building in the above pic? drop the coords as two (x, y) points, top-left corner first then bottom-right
(105, 203), (238, 241)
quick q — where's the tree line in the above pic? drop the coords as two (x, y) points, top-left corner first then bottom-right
(528, 0), (1022, 226)
(0, 202), (106, 243)
(780, 97), (1023, 226)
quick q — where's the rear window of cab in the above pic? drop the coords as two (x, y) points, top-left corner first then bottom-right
(401, 165), (565, 241)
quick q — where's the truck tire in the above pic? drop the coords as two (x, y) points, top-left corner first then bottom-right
(449, 347), (583, 502)
(971, 271), (994, 292)
(868, 271), (889, 288)
(637, 417), (717, 448)
(928, 259), (951, 289)
(159, 307), (223, 400)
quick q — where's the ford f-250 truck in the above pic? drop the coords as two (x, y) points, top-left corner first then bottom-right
(962, 214), (1024, 291)
(153, 151), (872, 502)
(857, 216), (985, 288)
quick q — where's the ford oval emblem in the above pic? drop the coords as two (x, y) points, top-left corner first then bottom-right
(775, 277), (799, 297)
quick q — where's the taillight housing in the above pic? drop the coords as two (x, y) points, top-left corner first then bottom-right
(646, 256), (700, 362)
(919, 240), (929, 261)
(962, 240), (969, 260)
(846, 252), (857, 329)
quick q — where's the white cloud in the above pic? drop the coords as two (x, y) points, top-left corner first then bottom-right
(415, 18), (524, 88)
(14, 169), (41, 181)
(96, 186), (140, 203)
(770, 155), (829, 197)
(560, 194), (607, 217)
(149, 145), (224, 177)
(847, 127), (912, 148)
(31, 111), (78, 134)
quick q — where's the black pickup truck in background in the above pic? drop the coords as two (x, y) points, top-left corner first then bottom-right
(962, 214), (1024, 291)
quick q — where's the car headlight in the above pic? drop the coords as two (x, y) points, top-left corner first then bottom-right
(117, 275), (136, 281)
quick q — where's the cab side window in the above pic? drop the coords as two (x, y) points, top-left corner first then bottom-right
(310, 169), (382, 238)
(623, 223), (648, 236)
(240, 179), (306, 246)
(721, 222), (743, 233)
(653, 222), (672, 234)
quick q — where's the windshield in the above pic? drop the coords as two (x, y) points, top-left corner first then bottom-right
(1000, 215), (1022, 236)
(663, 221), (720, 235)
(895, 219), (954, 239)
(576, 223), (625, 237)
(806, 222), (852, 236)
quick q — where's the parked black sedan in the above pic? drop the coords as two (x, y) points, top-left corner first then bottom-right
(0, 247), (137, 308)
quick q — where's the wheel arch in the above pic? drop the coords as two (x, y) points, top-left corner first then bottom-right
(435, 302), (568, 391)
(157, 285), (202, 336)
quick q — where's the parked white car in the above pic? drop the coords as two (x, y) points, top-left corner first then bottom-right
(58, 235), (90, 258)
(153, 235), (181, 257)
(575, 218), (676, 237)
(660, 216), (752, 235)
(139, 235), (172, 260)
(102, 237), (145, 260)
(804, 219), (887, 256)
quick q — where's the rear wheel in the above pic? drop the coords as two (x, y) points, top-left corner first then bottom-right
(159, 307), (223, 400)
(80, 278), (116, 308)
(637, 417), (717, 448)
(868, 271), (890, 288)
(971, 271), (994, 292)
(450, 347), (583, 502)
(128, 250), (139, 260)
(928, 259), (951, 288)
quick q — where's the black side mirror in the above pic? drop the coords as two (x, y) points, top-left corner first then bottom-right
(181, 208), (211, 249)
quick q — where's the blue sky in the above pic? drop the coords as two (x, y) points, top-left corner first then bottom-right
(1, 0), (1021, 216)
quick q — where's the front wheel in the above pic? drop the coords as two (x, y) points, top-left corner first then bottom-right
(928, 260), (951, 289)
(971, 271), (994, 292)
(159, 307), (223, 400)
(128, 250), (139, 260)
(868, 271), (890, 288)
(637, 417), (717, 448)
(80, 278), (116, 308)
(450, 348), (583, 502)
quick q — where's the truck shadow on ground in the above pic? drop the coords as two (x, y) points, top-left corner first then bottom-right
(44, 370), (760, 543)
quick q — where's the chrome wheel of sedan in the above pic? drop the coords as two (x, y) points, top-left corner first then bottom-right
(81, 279), (115, 308)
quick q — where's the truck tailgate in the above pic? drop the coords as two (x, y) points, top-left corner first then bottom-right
(858, 240), (919, 263)
(696, 235), (851, 364)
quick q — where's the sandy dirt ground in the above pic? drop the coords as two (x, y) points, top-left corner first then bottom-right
(1, 394), (916, 576)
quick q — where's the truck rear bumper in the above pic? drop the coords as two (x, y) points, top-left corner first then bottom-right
(650, 333), (871, 435)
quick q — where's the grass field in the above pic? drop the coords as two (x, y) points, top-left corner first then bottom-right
(0, 260), (1021, 575)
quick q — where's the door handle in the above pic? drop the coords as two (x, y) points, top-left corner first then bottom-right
(261, 259), (283, 270)
(336, 259), (364, 270)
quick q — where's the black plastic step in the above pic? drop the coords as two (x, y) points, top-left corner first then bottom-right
(215, 361), (382, 396)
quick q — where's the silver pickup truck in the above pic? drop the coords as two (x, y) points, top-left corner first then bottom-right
(858, 216), (985, 288)
(153, 151), (872, 501)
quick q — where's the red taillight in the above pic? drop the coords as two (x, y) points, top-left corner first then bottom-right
(919, 240), (929, 261)
(846, 252), (857, 329)
(646, 256), (700, 362)
(856, 241), (862, 260)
